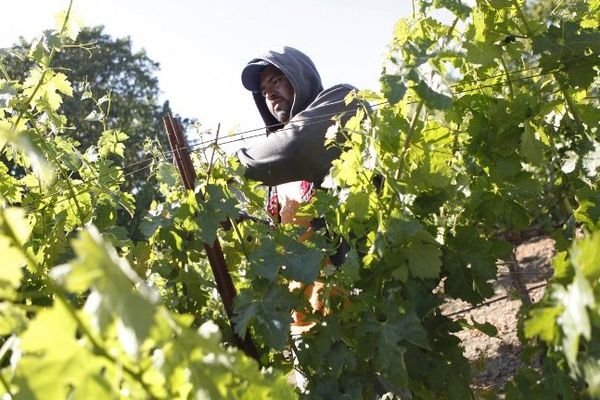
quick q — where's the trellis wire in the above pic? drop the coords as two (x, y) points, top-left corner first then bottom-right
(16, 55), (597, 213)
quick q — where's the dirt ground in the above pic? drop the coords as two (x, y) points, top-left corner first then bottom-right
(441, 236), (556, 394)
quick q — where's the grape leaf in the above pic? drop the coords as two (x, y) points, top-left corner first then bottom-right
(98, 130), (128, 158)
(434, 0), (472, 18)
(233, 285), (295, 350)
(23, 68), (73, 111)
(0, 302), (27, 335)
(251, 231), (322, 284)
(196, 184), (238, 244)
(554, 272), (595, 368)
(520, 122), (546, 166)
(13, 302), (111, 400)
(380, 74), (407, 105)
(407, 238), (442, 279)
(359, 308), (429, 386)
(570, 231), (600, 281)
(0, 162), (22, 204)
(52, 226), (158, 357)
(524, 306), (563, 343)
(0, 124), (54, 184)
(415, 80), (453, 110)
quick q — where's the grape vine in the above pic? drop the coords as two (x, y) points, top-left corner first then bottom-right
(1, 0), (599, 399)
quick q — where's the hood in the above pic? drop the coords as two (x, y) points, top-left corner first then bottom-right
(242, 46), (324, 133)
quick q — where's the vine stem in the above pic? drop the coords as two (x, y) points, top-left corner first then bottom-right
(500, 56), (515, 99)
(231, 218), (251, 261)
(11, 0), (73, 131)
(0, 370), (13, 399)
(0, 334), (16, 397)
(74, 144), (134, 214)
(0, 0), (72, 153)
(556, 78), (586, 137)
(510, 0), (585, 136)
(31, 122), (86, 222)
(0, 61), (10, 81)
(386, 100), (424, 217)
(506, 248), (532, 306)
(205, 123), (221, 186)
(0, 209), (161, 400)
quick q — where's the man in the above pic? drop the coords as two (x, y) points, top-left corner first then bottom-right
(237, 46), (361, 210)
(237, 46), (361, 318)
(236, 45), (362, 390)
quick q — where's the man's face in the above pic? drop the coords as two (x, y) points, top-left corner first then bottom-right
(260, 65), (294, 124)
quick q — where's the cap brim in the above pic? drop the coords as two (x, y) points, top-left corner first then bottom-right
(241, 60), (270, 92)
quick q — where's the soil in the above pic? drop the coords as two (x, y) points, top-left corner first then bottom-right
(440, 236), (556, 394)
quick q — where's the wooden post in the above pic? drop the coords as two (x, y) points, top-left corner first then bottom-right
(163, 113), (259, 362)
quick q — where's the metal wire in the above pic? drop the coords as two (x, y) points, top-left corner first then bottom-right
(73, 53), (594, 175)
(443, 281), (548, 317)
(14, 54), (597, 213)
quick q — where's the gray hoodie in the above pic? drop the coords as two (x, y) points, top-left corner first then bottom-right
(237, 47), (360, 186)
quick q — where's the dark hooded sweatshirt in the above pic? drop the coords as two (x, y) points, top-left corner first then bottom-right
(237, 47), (360, 186)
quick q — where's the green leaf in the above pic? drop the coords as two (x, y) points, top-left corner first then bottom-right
(156, 162), (179, 188)
(476, 193), (530, 229)
(0, 124), (54, 185)
(553, 272), (595, 368)
(0, 162), (23, 204)
(574, 187), (600, 228)
(51, 226), (158, 357)
(552, 251), (573, 281)
(443, 227), (504, 304)
(251, 234), (322, 284)
(331, 148), (363, 186)
(464, 41), (502, 66)
(533, 23), (600, 88)
(98, 130), (128, 158)
(386, 217), (422, 243)
(339, 247), (361, 285)
(380, 74), (407, 105)
(570, 231), (600, 281)
(22, 68), (73, 111)
(524, 306), (563, 343)
(0, 238), (25, 298)
(345, 190), (370, 221)
(409, 124), (454, 189)
(140, 214), (170, 238)
(54, 9), (83, 41)
(13, 302), (111, 400)
(434, 0), (472, 18)
(250, 241), (282, 281)
(407, 235), (442, 279)
(196, 184), (238, 244)
(281, 240), (323, 283)
(0, 302), (27, 335)
(360, 308), (429, 385)
(463, 317), (498, 337)
(414, 81), (453, 110)
(1, 207), (32, 246)
(520, 122), (546, 166)
(233, 285), (295, 350)
(487, 0), (512, 7)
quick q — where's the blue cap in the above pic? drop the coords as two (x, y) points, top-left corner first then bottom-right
(241, 60), (270, 92)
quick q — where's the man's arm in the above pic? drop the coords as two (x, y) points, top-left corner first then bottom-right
(237, 84), (361, 186)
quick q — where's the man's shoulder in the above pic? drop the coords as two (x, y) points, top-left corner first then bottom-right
(309, 84), (358, 106)
(321, 83), (358, 95)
